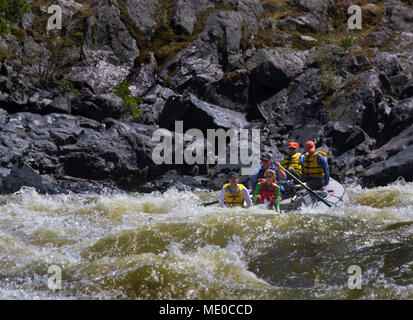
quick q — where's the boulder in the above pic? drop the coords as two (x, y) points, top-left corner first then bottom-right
(172, 0), (215, 34)
(379, 97), (413, 147)
(362, 123), (413, 187)
(69, 52), (131, 94)
(385, 0), (413, 32)
(291, 0), (334, 33)
(343, 55), (372, 74)
(247, 48), (307, 104)
(0, 110), (162, 192)
(327, 70), (384, 139)
(323, 121), (373, 156)
(45, 94), (75, 114)
(124, 0), (159, 37)
(161, 40), (224, 93)
(401, 80), (413, 99)
(71, 93), (125, 121)
(128, 52), (157, 97)
(294, 0), (331, 12)
(159, 93), (249, 133)
(205, 70), (250, 112)
(1, 163), (59, 194)
(140, 85), (176, 124)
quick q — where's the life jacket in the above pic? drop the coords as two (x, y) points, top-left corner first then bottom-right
(303, 151), (327, 178)
(223, 183), (245, 207)
(256, 182), (279, 204)
(282, 152), (302, 176)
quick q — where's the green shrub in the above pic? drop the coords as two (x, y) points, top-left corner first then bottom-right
(0, 0), (30, 37)
(316, 45), (339, 95)
(56, 75), (81, 96)
(339, 34), (356, 51)
(108, 81), (143, 120)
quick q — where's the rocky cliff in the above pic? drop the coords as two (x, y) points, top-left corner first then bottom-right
(1, 0), (413, 193)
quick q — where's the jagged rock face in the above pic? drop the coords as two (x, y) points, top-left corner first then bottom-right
(163, 9), (247, 93)
(362, 122), (413, 187)
(68, 0), (140, 93)
(0, 110), (159, 191)
(2, 0), (413, 192)
(83, 0), (139, 66)
(379, 98), (413, 146)
(162, 40), (224, 91)
(327, 70), (384, 140)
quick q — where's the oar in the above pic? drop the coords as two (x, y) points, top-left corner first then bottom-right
(202, 200), (219, 207)
(278, 165), (332, 208)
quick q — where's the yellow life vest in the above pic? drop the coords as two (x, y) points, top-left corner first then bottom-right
(282, 152), (302, 176)
(223, 183), (245, 207)
(303, 151), (327, 178)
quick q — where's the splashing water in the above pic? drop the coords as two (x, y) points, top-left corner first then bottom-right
(1, 181), (413, 299)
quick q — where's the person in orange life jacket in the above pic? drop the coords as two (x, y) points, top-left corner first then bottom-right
(301, 141), (329, 190)
(250, 152), (286, 194)
(219, 172), (252, 208)
(253, 169), (281, 212)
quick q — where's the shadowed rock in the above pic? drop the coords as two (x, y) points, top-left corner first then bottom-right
(159, 94), (249, 133)
(1, 163), (60, 194)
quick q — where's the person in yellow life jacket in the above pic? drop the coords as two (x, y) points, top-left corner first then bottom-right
(302, 141), (330, 190)
(281, 141), (304, 180)
(252, 169), (281, 212)
(219, 172), (252, 208)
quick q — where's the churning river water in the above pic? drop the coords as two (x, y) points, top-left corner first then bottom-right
(1, 180), (413, 299)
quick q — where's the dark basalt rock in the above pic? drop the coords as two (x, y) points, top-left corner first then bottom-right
(362, 124), (413, 187)
(2, 0), (413, 192)
(327, 70), (384, 139)
(71, 93), (125, 122)
(0, 108), (162, 193)
(323, 121), (372, 156)
(247, 48), (307, 106)
(159, 93), (249, 133)
(378, 97), (413, 147)
(1, 163), (60, 194)
(401, 80), (413, 99)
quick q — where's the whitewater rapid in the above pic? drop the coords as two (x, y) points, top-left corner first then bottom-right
(1, 180), (413, 299)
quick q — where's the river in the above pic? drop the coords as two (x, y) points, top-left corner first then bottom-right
(1, 180), (413, 299)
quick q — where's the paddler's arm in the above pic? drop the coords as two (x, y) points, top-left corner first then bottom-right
(219, 187), (226, 207)
(242, 186), (253, 208)
(274, 162), (287, 180)
(317, 154), (330, 186)
(275, 185), (280, 212)
(252, 182), (261, 204)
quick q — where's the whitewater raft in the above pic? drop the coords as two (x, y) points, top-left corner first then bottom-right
(279, 178), (350, 211)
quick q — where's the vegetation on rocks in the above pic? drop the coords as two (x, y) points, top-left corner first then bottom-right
(0, 0), (29, 36)
(109, 81), (143, 121)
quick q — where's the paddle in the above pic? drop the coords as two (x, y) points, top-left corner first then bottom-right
(277, 165), (332, 208)
(202, 200), (219, 207)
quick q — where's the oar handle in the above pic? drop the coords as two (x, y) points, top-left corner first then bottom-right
(278, 165), (332, 208)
